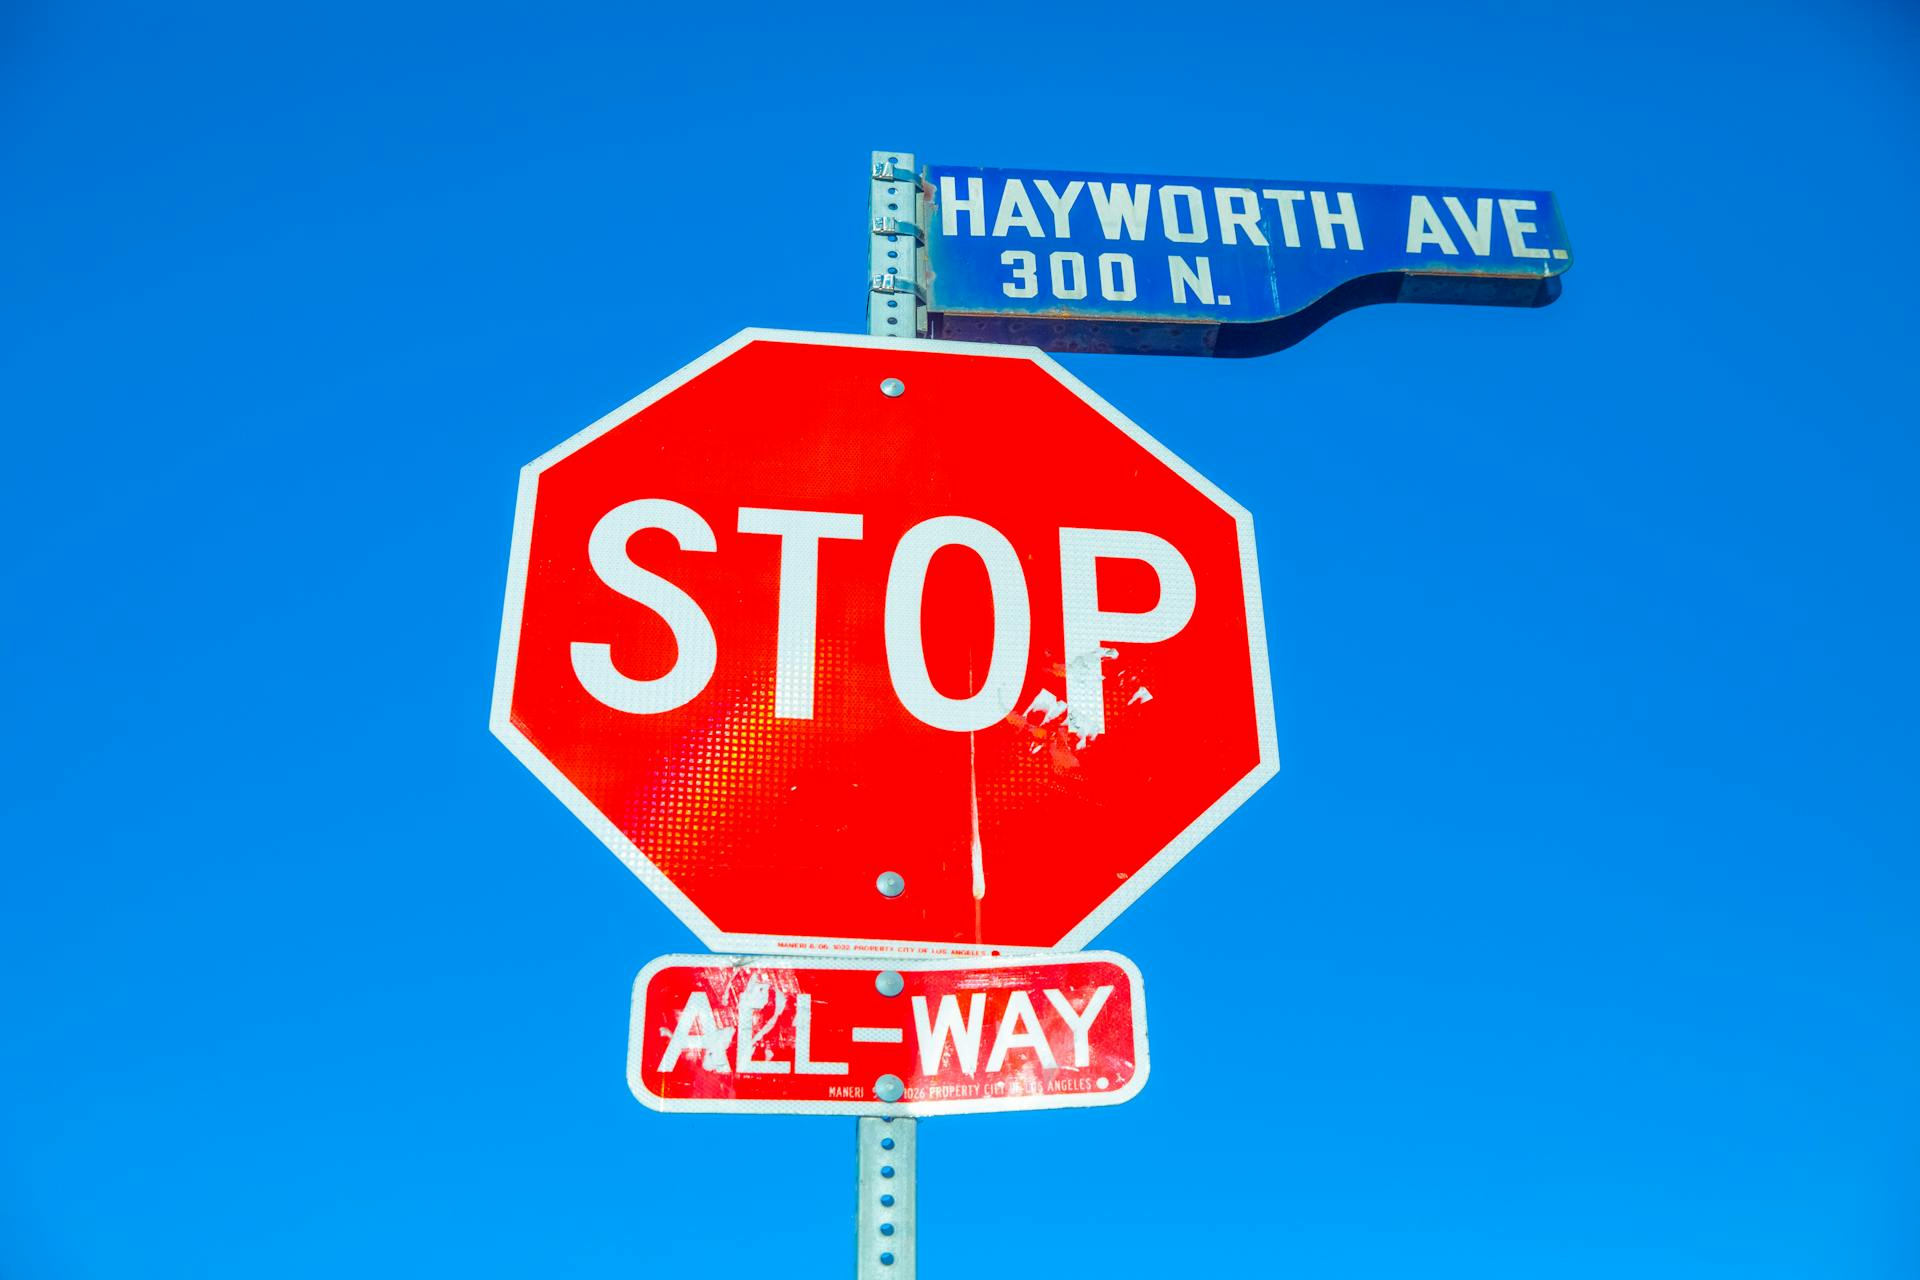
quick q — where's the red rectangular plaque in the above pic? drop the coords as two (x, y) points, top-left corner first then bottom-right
(628, 952), (1147, 1116)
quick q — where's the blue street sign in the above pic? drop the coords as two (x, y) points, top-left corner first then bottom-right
(920, 163), (1571, 356)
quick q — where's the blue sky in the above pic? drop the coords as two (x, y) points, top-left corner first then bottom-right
(3, 2), (1916, 1276)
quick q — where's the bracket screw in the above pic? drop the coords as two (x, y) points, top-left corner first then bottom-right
(880, 378), (905, 398)
(875, 871), (905, 898)
(875, 970), (904, 997)
(874, 1074), (905, 1103)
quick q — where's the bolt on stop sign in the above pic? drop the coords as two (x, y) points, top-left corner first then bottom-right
(491, 330), (1277, 955)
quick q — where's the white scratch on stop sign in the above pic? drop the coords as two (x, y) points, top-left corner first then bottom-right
(970, 726), (986, 901)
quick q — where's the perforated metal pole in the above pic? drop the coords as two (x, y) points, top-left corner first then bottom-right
(868, 149), (927, 340)
(858, 153), (924, 1279)
(855, 1114), (916, 1277)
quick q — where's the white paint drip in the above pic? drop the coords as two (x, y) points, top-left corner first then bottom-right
(969, 727), (985, 900)
(1128, 686), (1154, 705)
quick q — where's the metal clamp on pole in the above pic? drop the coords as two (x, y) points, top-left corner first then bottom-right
(870, 273), (923, 299)
(868, 149), (927, 339)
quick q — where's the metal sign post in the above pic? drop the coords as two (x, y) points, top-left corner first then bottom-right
(855, 1116), (915, 1276)
(869, 148), (927, 341)
(862, 148), (923, 1279)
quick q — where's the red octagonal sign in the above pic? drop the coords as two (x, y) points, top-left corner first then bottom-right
(491, 330), (1276, 956)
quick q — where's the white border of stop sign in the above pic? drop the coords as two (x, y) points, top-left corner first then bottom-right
(490, 329), (1278, 957)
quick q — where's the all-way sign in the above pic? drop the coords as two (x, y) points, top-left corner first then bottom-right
(629, 953), (1147, 1116)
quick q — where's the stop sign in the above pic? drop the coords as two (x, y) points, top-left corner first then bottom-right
(491, 329), (1276, 955)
